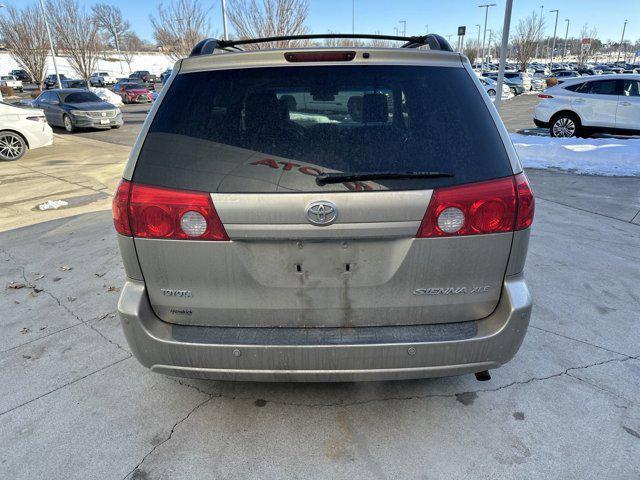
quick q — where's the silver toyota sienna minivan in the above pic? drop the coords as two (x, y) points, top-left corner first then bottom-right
(113, 34), (534, 382)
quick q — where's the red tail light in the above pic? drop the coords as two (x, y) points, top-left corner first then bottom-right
(111, 180), (229, 241)
(284, 51), (356, 62)
(537, 93), (553, 99)
(112, 179), (132, 236)
(416, 174), (534, 238)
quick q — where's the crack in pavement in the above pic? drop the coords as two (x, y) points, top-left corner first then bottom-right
(529, 325), (636, 358)
(0, 355), (132, 417)
(121, 396), (213, 480)
(122, 354), (639, 476)
(536, 196), (640, 227)
(2, 247), (129, 355)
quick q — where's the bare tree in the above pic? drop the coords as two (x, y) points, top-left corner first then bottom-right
(150, 0), (209, 61)
(48, 0), (102, 80)
(227, 0), (309, 49)
(576, 24), (598, 65)
(511, 10), (545, 70)
(120, 33), (144, 71)
(92, 3), (130, 54)
(0, 4), (50, 87)
(464, 40), (481, 65)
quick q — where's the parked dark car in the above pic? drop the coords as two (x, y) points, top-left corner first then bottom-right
(160, 68), (173, 84)
(577, 68), (596, 76)
(44, 74), (67, 89)
(32, 89), (123, 133)
(113, 82), (154, 104)
(129, 70), (158, 83)
(60, 79), (88, 89)
(10, 69), (33, 83)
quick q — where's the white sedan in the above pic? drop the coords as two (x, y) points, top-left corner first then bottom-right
(534, 74), (640, 137)
(0, 75), (24, 92)
(0, 102), (53, 161)
(478, 76), (511, 101)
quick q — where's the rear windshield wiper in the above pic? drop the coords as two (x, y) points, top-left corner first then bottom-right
(315, 171), (455, 186)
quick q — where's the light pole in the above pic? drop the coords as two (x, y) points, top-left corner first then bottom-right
(548, 9), (559, 67)
(475, 24), (481, 65)
(425, 24), (429, 33)
(352, 0), (355, 34)
(399, 20), (407, 37)
(479, 3), (496, 72)
(534, 5), (543, 60)
(221, 0), (228, 40)
(562, 18), (569, 64)
(617, 19), (628, 63)
(495, 0), (513, 112)
(393, 26), (398, 36)
(38, 0), (62, 89)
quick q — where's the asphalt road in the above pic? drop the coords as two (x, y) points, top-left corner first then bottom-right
(1, 94), (639, 479)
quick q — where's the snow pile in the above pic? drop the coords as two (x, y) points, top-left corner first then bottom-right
(89, 87), (123, 106)
(511, 133), (640, 177)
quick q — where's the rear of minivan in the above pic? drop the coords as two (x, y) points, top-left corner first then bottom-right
(114, 46), (534, 382)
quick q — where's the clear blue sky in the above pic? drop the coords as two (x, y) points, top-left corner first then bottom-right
(7, 0), (640, 44)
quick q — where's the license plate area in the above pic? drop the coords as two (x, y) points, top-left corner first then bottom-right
(100, 118), (110, 125)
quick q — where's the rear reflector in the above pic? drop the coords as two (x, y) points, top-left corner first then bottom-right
(111, 180), (229, 241)
(284, 51), (356, 62)
(537, 94), (553, 98)
(416, 174), (534, 238)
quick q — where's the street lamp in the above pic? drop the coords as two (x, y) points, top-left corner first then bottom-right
(534, 5), (543, 60)
(221, 0), (228, 40)
(399, 20), (407, 36)
(478, 3), (496, 72)
(562, 19), (570, 64)
(495, 0), (514, 112)
(548, 9), (559, 67)
(617, 19), (628, 63)
(352, 0), (355, 34)
(38, 0), (62, 89)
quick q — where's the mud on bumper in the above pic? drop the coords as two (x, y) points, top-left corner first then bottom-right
(118, 276), (532, 382)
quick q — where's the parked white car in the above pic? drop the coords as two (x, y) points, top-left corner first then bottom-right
(0, 75), (24, 92)
(90, 72), (118, 87)
(478, 76), (511, 101)
(533, 74), (640, 137)
(0, 102), (53, 161)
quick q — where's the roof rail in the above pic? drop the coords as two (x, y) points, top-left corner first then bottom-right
(189, 33), (453, 57)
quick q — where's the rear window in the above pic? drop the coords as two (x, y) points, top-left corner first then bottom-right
(134, 65), (512, 192)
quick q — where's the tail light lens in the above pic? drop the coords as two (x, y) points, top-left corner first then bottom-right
(284, 51), (356, 62)
(112, 179), (132, 236)
(416, 174), (534, 238)
(111, 180), (229, 241)
(537, 93), (554, 99)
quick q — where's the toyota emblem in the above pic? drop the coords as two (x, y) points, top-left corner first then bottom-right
(305, 201), (338, 226)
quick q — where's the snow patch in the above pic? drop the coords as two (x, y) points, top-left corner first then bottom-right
(89, 87), (123, 106)
(511, 133), (640, 177)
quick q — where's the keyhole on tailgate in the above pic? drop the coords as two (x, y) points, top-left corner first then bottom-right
(295, 264), (303, 273)
(345, 263), (351, 272)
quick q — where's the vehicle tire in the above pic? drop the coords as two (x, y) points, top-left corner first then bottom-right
(63, 114), (76, 133)
(487, 89), (496, 99)
(0, 131), (27, 161)
(550, 112), (581, 138)
(111, 125), (121, 129)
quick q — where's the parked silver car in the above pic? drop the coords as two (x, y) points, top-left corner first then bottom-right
(113, 34), (535, 382)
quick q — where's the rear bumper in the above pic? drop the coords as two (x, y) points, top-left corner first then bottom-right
(118, 275), (532, 382)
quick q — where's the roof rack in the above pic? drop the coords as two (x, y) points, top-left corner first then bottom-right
(189, 33), (453, 57)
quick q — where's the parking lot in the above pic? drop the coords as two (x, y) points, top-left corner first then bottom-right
(1, 96), (639, 479)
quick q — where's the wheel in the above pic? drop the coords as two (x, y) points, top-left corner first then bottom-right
(111, 125), (121, 129)
(487, 89), (496, 99)
(550, 113), (580, 138)
(63, 114), (75, 133)
(0, 131), (27, 161)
